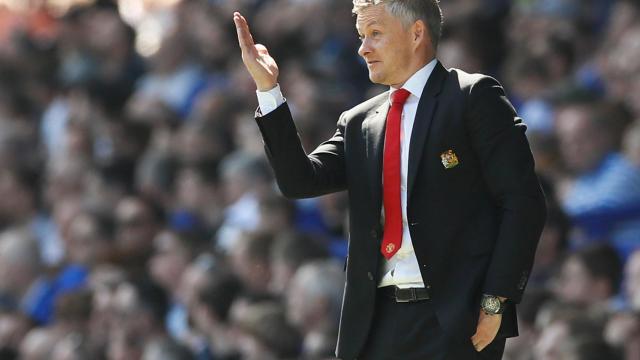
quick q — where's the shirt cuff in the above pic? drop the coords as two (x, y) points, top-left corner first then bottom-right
(256, 84), (285, 115)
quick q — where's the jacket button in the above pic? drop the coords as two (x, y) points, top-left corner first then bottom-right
(367, 272), (374, 281)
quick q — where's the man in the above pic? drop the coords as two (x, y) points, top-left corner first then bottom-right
(555, 100), (640, 261)
(553, 243), (622, 307)
(233, 0), (546, 358)
(286, 260), (345, 358)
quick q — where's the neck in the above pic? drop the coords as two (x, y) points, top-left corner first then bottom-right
(391, 55), (435, 88)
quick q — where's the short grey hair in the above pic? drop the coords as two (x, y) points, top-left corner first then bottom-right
(352, 0), (443, 49)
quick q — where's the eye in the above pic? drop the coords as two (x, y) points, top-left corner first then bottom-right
(372, 30), (381, 37)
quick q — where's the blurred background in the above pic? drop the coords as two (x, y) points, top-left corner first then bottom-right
(0, 0), (638, 359)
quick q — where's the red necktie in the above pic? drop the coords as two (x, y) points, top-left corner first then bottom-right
(381, 88), (411, 259)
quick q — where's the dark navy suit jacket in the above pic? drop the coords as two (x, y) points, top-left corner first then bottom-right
(255, 61), (547, 360)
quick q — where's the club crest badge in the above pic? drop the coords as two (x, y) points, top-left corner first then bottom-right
(440, 150), (459, 169)
(385, 243), (395, 254)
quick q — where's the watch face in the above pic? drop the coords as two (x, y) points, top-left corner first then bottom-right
(483, 296), (501, 314)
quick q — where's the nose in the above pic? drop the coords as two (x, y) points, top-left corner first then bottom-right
(358, 38), (371, 58)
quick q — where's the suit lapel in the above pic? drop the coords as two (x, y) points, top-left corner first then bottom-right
(363, 96), (390, 213)
(407, 61), (447, 202)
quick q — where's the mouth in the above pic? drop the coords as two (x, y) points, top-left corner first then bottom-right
(367, 61), (380, 67)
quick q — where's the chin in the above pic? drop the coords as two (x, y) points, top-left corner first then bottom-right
(368, 71), (386, 85)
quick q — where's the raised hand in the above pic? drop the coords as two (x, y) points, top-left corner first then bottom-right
(233, 12), (279, 91)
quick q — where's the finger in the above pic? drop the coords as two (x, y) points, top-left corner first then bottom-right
(233, 14), (251, 49)
(232, 14), (245, 46)
(470, 332), (480, 344)
(471, 334), (488, 350)
(233, 12), (255, 51)
(240, 14), (255, 43)
(472, 337), (484, 351)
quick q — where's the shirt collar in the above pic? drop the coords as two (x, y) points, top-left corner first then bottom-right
(389, 58), (438, 102)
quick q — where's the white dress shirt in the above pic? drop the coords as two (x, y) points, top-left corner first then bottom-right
(377, 59), (437, 288)
(256, 59), (438, 289)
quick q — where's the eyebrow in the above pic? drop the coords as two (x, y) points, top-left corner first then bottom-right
(356, 19), (380, 32)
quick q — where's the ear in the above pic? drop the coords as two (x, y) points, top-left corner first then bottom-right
(411, 19), (426, 44)
(411, 20), (430, 51)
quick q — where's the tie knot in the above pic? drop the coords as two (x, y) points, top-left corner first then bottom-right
(391, 88), (411, 105)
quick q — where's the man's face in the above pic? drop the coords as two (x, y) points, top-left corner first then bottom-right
(115, 198), (157, 255)
(356, 5), (415, 87)
(554, 257), (593, 304)
(148, 231), (189, 291)
(555, 106), (609, 173)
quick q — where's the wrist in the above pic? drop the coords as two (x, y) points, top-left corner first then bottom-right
(257, 82), (278, 92)
(481, 294), (507, 315)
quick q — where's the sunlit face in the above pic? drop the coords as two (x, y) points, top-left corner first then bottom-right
(356, 5), (415, 87)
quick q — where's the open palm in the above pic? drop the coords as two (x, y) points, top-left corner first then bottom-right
(233, 12), (279, 91)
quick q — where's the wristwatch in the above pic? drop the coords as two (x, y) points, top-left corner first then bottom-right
(480, 294), (506, 315)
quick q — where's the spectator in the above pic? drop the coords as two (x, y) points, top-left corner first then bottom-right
(189, 267), (242, 360)
(172, 162), (222, 228)
(107, 278), (168, 360)
(0, 312), (31, 358)
(0, 166), (60, 266)
(0, 230), (42, 315)
(0, 0), (636, 358)
(215, 152), (271, 252)
(113, 196), (164, 275)
(604, 311), (640, 360)
(20, 327), (64, 360)
(555, 100), (640, 259)
(131, 27), (205, 118)
(286, 260), (344, 358)
(229, 231), (273, 297)
(534, 302), (606, 360)
(148, 228), (207, 340)
(231, 302), (301, 360)
(51, 333), (93, 360)
(503, 289), (552, 360)
(269, 231), (328, 295)
(257, 193), (296, 236)
(87, 264), (126, 356)
(553, 243), (622, 307)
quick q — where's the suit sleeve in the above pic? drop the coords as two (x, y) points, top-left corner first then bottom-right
(255, 103), (347, 199)
(464, 77), (547, 304)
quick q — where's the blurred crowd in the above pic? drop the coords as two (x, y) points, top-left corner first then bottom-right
(0, 0), (638, 359)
